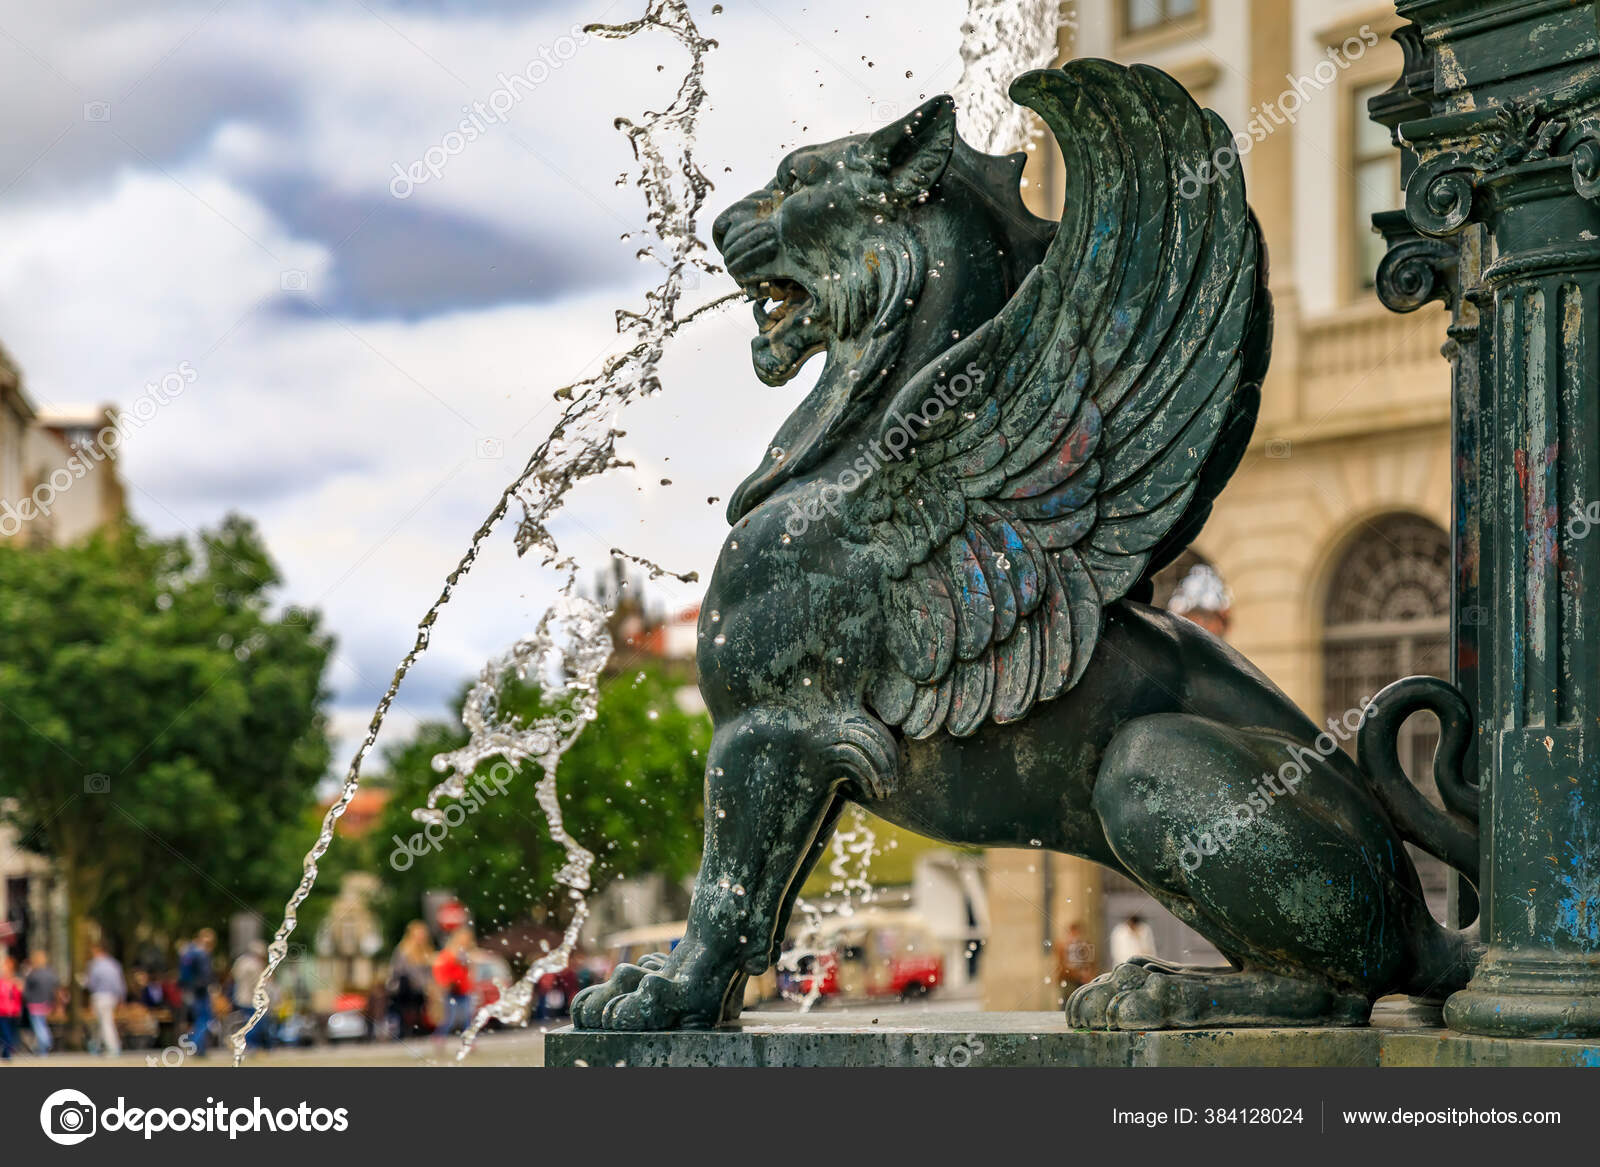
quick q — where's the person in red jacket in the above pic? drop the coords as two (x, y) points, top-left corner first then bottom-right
(0, 953), (23, 1060)
(432, 928), (475, 1036)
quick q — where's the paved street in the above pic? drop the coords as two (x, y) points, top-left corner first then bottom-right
(18, 1027), (550, 1069)
(12, 994), (983, 1068)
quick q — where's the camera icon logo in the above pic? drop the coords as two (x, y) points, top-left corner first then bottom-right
(1264, 438), (1292, 460)
(280, 269), (309, 292)
(83, 101), (111, 123)
(476, 436), (504, 460)
(84, 773), (111, 794)
(40, 1089), (97, 1146)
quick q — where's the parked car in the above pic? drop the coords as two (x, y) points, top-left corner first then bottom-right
(806, 909), (945, 1000)
(325, 991), (372, 1042)
(276, 1012), (319, 1047)
(602, 922), (684, 968)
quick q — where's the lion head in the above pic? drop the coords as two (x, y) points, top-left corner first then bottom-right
(714, 96), (1054, 520)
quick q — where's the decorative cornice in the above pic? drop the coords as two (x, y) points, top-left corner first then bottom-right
(1368, 23), (1434, 137)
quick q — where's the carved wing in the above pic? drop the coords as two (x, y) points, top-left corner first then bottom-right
(858, 60), (1271, 738)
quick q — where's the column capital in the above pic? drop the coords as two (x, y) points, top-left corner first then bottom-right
(1373, 209), (1459, 313)
(1390, 0), (1600, 240)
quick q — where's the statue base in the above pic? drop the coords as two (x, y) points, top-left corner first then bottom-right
(544, 1005), (1600, 1067)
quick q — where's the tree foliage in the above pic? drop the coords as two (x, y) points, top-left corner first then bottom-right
(372, 665), (710, 948)
(0, 516), (332, 962)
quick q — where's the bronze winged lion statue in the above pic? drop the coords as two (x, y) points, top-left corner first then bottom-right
(572, 61), (1481, 1032)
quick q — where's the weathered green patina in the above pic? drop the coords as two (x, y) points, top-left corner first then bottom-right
(571, 61), (1487, 1034)
(1373, 0), (1600, 1039)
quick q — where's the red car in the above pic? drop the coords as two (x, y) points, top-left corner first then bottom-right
(884, 953), (942, 999)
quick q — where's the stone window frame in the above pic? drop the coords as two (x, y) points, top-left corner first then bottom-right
(1113, 0), (1208, 54)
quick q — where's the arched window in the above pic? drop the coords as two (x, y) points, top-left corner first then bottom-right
(1323, 513), (1451, 899)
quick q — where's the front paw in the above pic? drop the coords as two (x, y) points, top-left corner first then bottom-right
(572, 962), (653, 1029)
(1066, 962), (1152, 1029)
(570, 957), (724, 1031)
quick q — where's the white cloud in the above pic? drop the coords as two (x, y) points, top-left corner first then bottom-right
(0, 0), (983, 764)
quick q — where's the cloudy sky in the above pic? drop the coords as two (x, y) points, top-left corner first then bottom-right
(0, 0), (990, 766)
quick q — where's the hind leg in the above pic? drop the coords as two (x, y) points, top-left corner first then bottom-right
(1073, 712), (1450, 1030)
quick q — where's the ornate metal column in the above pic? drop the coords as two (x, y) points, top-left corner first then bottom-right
(1381, 0), (1600, 1037)
(1372, 23), (1482, 934)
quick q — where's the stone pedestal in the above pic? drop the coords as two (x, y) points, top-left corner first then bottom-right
(544, 1009), (1600, 1068)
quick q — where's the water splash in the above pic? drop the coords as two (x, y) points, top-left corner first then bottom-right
(951, 0), (1072, 154)
(778, 807), (878, 1012)
(232, 0), (723, 1064)
(436, 585), (607, 1057)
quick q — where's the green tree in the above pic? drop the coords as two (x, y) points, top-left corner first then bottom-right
(0, 516), (332, 983)
(373, 665), (710, 955)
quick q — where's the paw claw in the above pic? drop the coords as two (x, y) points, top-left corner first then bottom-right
(570, 956), (725, 1031)
(1067, 963), (1155, 1029)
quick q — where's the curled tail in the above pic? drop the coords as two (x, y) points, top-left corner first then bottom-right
(1356, 676), (1480, 883)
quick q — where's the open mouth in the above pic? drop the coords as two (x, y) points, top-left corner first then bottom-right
(741, 276), (828, 385)
(745, 277), (813, 333)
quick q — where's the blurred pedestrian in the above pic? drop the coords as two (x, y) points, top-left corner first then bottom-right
(1056, 922), (1098, 998)
(230, 941), (274, 1049)
(23, 950), (58, 1055)
(387, 921), (434, 1038)
(84, 942), (125, 1056)
(0, 953), (22, 1059)
(432, 927), (475, 1036)
(178, 928), (217, 1057)
(1109, 914), (1158, 967)
(132, 968), (164, 1009)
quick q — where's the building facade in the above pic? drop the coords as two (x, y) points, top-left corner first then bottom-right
(0, 342), (125, 972)
(985, 0), (1456, 1010)
(0, 342), (125, 548)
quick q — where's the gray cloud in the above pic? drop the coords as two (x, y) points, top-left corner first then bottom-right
(254, 177), (637, 319)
